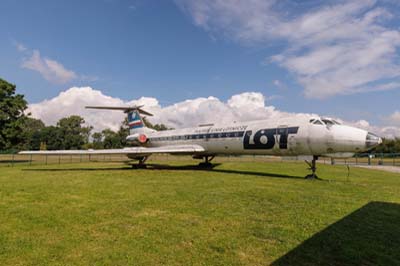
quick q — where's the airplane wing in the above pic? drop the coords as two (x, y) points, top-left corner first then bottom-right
(19, 144), (206, 156)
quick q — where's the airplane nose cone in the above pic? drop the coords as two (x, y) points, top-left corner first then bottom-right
(366, 132), (382, 149)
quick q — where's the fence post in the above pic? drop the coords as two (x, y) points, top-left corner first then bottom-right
(58, 155), (61, 165)
(30, 154), (32, 166)
(45, 155), (48, 165)
(11, 154), (15, 167)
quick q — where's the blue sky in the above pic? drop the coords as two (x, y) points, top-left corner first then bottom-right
(1, 0), (400, 134)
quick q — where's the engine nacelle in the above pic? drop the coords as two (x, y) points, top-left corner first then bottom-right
(126, 133), (148, 144)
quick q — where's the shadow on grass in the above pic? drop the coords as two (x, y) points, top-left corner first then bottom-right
(0, 160), (31, 164)
(22, 163), (305, 180)
(272, 201), (400, 266)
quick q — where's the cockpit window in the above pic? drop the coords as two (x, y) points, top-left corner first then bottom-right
(311, 117), (340, 126)
(313, 119), (324, 125)
(322, 119), (334, 125)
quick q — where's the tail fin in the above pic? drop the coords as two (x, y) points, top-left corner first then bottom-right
(85, 105), (154, 134)
(127, 109), (145, 131)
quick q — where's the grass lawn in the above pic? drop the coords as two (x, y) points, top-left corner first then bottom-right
(0, 160), (399, 265)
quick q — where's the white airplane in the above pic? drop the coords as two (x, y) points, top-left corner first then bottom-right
(20, 106), (382, 178)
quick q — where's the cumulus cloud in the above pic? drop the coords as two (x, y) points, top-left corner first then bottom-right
(27, 87), (313, 132)
(347, 119), (400, 139)
(385, 111), (400, 127)
(175, 0), (400, 99)
(27, 87), (400, 138)
(21, 50), (78, 84)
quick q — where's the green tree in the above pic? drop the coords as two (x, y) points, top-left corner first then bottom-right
(18, 117), (45, 150)
(38, 126), (63, 150)
(373, 138), (400, 154)
(57, 116), (93, 149)
(0, 78), (28, 150)
(92, 132), (104, 149)
(102, 129), (122, 149)
(142, 117), (171, 131)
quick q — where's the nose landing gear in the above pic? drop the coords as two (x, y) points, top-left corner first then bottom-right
(305, 155), (320, 179)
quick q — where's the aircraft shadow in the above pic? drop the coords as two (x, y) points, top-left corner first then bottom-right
(147, 163), (304, 179)
(22, 163), (304, 179)
(271, 201), (400, 266)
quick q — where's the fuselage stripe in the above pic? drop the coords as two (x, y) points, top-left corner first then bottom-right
(148, 131), (246, 142)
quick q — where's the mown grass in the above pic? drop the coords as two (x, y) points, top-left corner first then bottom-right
(0, 160), (399, 265)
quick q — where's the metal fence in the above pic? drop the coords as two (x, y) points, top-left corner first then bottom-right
(1, 152), (400, 167)
(324, 153), (400, 167)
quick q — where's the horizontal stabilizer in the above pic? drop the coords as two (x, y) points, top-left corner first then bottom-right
(85, 105), (153, 116)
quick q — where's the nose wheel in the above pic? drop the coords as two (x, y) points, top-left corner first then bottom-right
(305, 156), (320, 179)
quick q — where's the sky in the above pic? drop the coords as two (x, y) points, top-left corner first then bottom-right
(1, 0), (400, 137)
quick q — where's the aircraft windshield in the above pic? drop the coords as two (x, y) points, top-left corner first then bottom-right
(322, 119), (334, 125)
(310, 119), (324, 125)
(321, 118), (341, 125)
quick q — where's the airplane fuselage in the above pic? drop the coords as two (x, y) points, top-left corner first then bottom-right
(131, 116), (381, 158)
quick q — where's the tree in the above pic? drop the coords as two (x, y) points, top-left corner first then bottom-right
(57, 116), (93, 149)
(0, 78), (28, 150)
(142, 117), (171, 131)
(88, 119), (130, 149)
(92, 132), (104, 149)
(102, 129), (123, 149)
(38, 126), (64, 150)
(374, 138), (400, 154)
(17, 117), (45, 150)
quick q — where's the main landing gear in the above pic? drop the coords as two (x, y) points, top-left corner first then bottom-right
(305, 155), (320, 179)
(198, 156), (215, 168)
(131, 156), (148, 169)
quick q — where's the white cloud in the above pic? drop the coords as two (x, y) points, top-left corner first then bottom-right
(347, 119), (400, 139)
(385, 111), (400, 127)
(176, 0), (400, 98)
(27, 86), (400, 138)
(21, 50), (77, 84)
(15, 42), (27, 52)
(27, 87), (312, 132)
(15, 43), (98, 84)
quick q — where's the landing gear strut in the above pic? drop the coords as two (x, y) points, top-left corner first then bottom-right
(305, 155), (320, 179)
(198, 155), (215, 168)
(132, 156), (148, 169)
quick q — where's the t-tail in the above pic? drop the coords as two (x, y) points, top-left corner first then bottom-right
(85, 105), (155, 135)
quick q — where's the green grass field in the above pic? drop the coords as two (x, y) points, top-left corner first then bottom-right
(1, 159), (400, 265)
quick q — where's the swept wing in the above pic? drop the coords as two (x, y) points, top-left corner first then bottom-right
(19, 144), (205, 156)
